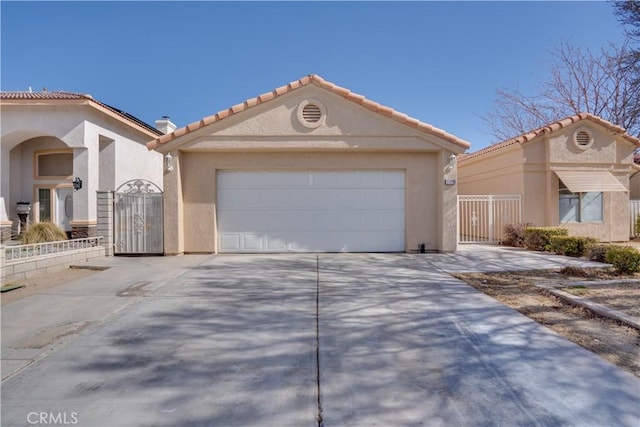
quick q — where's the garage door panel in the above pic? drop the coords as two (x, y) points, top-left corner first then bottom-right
(217, 170), (405, 253)
(360, 231), (404, 252)
(360, 189), (404, 209)
(333, 172), (361, 187)
(287, 172), (311, 187)
(359, 171), (385, 187)
(331, 189), (362, 209)
(218, 211), (265, 232)
(310, 171), (335, 187)
(219, 234), (241, 251)
(218, 189), (264, 209)
(243, 234), (264, 251)
(216, 171), (244, 188)
(383, 210), (405, 230)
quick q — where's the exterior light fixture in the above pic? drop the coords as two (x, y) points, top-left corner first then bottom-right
(164, 152), (174, 172)
(444, 154), (457, 185)
(448, 153), (457, 168)
(72, 177), (83, 191)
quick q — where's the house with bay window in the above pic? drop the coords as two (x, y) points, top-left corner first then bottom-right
(458, 113), (639, 242)
(0, 91), (166, 242)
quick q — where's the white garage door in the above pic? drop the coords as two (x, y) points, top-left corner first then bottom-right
(217, 170), (405, 253)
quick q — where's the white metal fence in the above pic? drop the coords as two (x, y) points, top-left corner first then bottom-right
(458, 195), (522, 244)
(630, 200), (640, 238)
(3, 237), (104, 264)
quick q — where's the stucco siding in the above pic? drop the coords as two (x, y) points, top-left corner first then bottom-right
(172, 151), (440, 254)
(458, 146), (524, 195)
(213, 87), (427, 138)
(548, 125), (618, 164)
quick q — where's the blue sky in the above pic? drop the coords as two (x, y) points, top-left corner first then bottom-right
(1, 1), (628, 151)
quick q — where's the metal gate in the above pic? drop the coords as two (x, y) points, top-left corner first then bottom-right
(458, 195), (522, 244)
(114, 179), (163, 255)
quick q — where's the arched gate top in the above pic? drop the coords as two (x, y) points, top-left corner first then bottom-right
(115, 179), (163, 194)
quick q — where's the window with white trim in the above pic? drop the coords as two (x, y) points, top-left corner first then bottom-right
(559, 181), (603, 222)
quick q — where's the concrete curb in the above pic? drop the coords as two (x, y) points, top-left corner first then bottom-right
(535, 283), (640, 330)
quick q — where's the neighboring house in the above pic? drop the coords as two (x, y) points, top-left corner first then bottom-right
(1, 91), (166, 242)
(147, 74), (470, 254)
(458, 113), (640, 242)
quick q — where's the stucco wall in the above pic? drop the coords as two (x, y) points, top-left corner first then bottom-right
(458, 146), (524, 195)
(170, 151), (440, 254)
(159, 85), (463, 254)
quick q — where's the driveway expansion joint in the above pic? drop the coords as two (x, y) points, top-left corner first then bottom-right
(315, 255), (324, 427)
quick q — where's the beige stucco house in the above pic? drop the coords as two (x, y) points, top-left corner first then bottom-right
(1, 91), (164, 241)
(148, 74), (470, 254)
(458, 113), (640, 242)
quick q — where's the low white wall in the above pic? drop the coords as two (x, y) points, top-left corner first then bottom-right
(1, 246), (105, 282)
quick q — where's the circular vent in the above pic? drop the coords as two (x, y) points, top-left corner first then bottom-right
(576, 130), (591, 146)
(302, 104), (322, 123)
(573, 128), (593, 149)
(297, 99), (326, 128)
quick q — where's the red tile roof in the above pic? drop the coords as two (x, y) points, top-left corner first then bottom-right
(460, 112), (640, 163)
(1, 90), (162, 136)
(146, 74), (471, 150)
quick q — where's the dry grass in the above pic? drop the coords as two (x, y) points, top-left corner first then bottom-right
(21, 222), (68, 244)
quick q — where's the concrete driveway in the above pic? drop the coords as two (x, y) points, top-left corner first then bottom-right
(1, 248), (639, 426)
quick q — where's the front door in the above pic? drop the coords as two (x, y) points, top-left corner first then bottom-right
(37, 186), (73, 234)
(56, 187), (73, 234)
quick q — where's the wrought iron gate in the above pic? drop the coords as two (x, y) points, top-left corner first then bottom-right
(458, 195), (522, 244)
(114, 179), (163, 255)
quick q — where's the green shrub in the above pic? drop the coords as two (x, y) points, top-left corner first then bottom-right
(523, 227), (568, 252)
(549, 236), (598, 257)
(587, 244), (617, 263)
(605, 246), (640, 274)
(503, 223), (531, 247)
(21, 222), (68, 244)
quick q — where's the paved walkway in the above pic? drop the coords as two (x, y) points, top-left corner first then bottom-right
(1, 249), (638, 426)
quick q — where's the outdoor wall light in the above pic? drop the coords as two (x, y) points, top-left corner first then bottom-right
(72, 177), (83, 191)
(164, 152), (174, 173)
(448, 153), (457, 169)
(444, 154), (457, 185)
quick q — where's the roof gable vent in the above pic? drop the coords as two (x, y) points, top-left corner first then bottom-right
(297, 99), (326, 129)
(576, 131), (590, 146)
(573, 127), (594, 150)
(302, 104), (322, 123)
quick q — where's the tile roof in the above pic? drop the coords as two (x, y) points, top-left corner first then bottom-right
(1, 90), (163, 136)
(146, 74), (471, 150)
(459, 112), (640, 163)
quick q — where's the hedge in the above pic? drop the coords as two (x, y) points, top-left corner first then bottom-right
(605, 246), (640, 274)
(549, 236), (598, 257)
(586, 244), (618, 263)
(523, 227), (568, 252)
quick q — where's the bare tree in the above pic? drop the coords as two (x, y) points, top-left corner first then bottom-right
(483, 42), (640, 142)
(615, 0), (640, 41)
